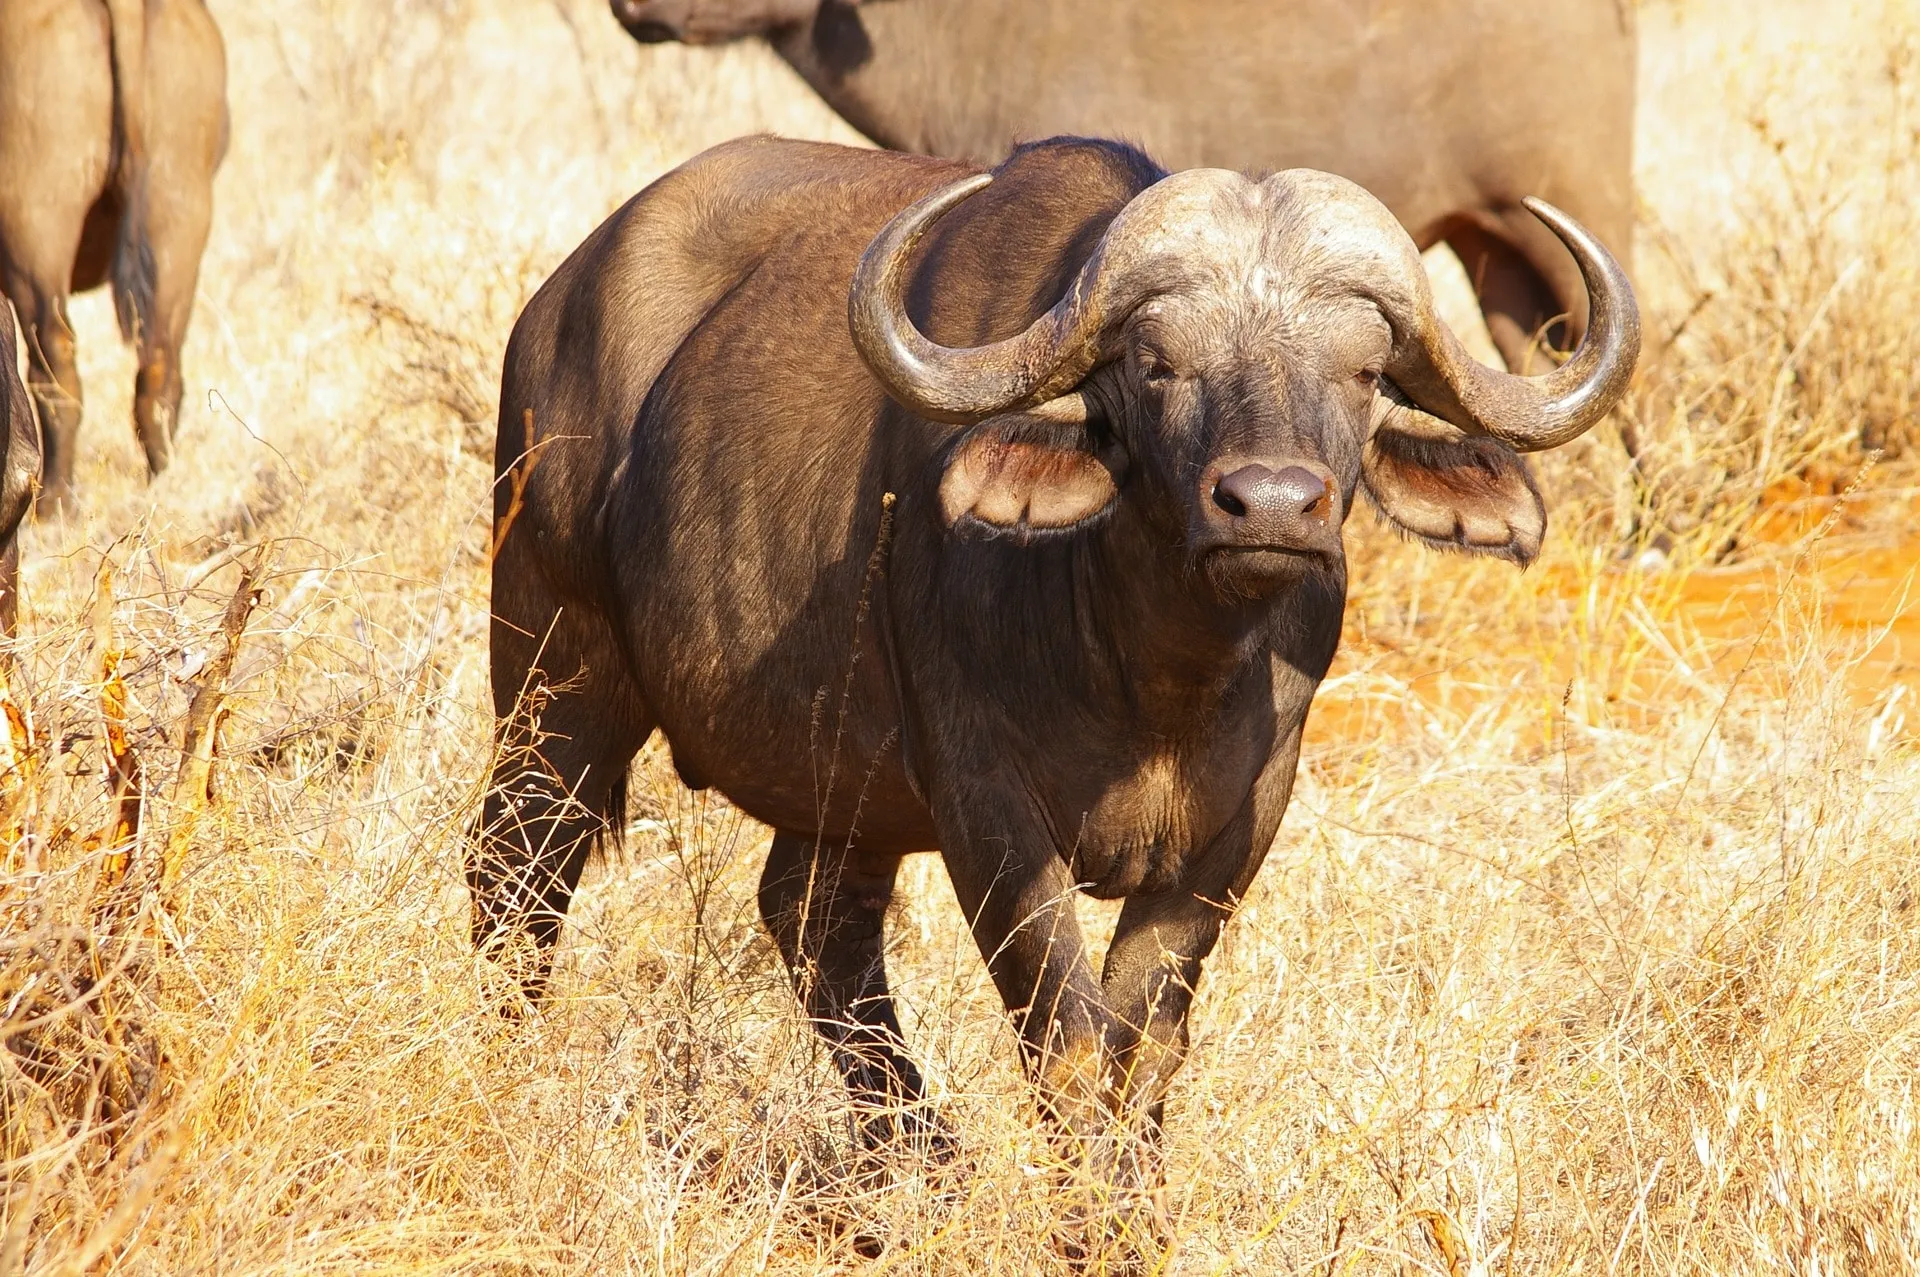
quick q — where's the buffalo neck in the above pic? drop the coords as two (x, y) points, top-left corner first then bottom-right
(908, 487), (1345, 749)
(1090, 496), (1343, 721)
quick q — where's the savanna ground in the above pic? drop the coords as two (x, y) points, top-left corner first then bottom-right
(4, 0), (1919, 1271)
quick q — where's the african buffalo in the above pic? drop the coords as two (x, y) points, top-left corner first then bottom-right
(0, 304), (37, 635)
(0, 0), (228, 512)
(611, 0), (1637, 378)
(471, 136), (1636, 1189)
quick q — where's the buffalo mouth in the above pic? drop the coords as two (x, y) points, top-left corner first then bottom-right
(1200, 541), (1336, 594)
(1199, 538), (1339, 564)
(1208, 542), (1326, 558)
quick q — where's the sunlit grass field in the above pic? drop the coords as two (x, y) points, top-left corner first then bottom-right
(4, 1), (1918, 1271)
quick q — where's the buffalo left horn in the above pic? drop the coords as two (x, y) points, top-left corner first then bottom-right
(1375, 196), (1640, 453)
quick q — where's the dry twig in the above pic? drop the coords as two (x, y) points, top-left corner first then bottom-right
(488, 407), (544, 565)
(90, 559), (142, 915)
(163, 546), (269, 900)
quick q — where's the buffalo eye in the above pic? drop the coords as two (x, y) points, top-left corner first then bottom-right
(1138, 350), (1177, 385)
(1353, 368), (1380, 390)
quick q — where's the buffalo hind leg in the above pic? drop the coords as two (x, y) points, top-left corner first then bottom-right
(131, 280), (192, 478)
(758, 832), (945, 1155)
(130, 144), (218, 471)
(471, 633), (648, 1004)
(129, 0), (225, 477)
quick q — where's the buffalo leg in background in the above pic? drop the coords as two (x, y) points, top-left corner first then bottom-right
(0, 0), (109, 515)
(470, 577), (649, 1000)
(129, 0), (226, 476)
(758, 832), (944, 1152)
(0, 539), (15, 637)
(10, 288), (81, 516)
(1443, 208), (1586, 375)
(0, 301), (38, 636)
(129, 183), (211, 477)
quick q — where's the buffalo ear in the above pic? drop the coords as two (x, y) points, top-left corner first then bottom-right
(938, 411), (1118, 535)
(1359, 425), (1546, 565)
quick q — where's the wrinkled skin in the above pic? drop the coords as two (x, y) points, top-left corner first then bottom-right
(0, 303), (38, 636)
(0, 0), (228, 513)
(611, 0), (1636, 378)
(472, 136), (1628, 1207)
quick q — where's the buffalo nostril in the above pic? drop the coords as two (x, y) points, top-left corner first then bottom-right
(1211, 480), (1248, 518)
(1268, 465), (1334, 525)
(1211, 463), (1278, 520)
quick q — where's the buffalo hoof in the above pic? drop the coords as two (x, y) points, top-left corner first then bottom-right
(610, 0), (677, 41)
(851, 1108), (969, 1207)
(855, 1100), (957, 1161)
(1051, 1139), (1175, 1273)
(1055, 1190), (1173, 1275)
(806, 1112), (972, 1260)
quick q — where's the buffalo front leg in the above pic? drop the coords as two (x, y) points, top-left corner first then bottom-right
(1099, 784), (1293, 1185)
(933, 816), (1135, 1172)
(758, 832), (944, 1154)
(1098, 891), (1235, 1158)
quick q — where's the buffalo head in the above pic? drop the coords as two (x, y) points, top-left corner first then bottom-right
(850, 168), (1638, 597)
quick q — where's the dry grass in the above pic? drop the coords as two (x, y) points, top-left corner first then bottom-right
(4, 0), (1919, 1271)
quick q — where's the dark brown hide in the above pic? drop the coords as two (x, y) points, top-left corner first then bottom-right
(0, 0), (228, 511)
(0, 303), (37, 636)
(473, 137), (1633, 1184)
(610, 0), (1637, 374)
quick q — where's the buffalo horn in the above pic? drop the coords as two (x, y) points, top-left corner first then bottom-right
(1382, 197), (1639, 453)
(848, 174), (1117, 424)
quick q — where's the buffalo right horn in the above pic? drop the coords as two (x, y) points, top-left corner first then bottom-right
(849, 168), (1254, 423)
(847, 174), (1120, 424)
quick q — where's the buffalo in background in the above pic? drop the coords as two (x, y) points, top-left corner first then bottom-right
(0, 0), (228, 512)
(0, 303), (37, 635)
(611, 0), (1638, 380)
(470, 133), (1638, 1200)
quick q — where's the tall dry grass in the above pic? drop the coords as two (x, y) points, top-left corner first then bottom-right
(4, 0), (1918, 1271)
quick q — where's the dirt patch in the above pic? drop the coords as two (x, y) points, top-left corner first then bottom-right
(1312, 488), (1920, 758)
